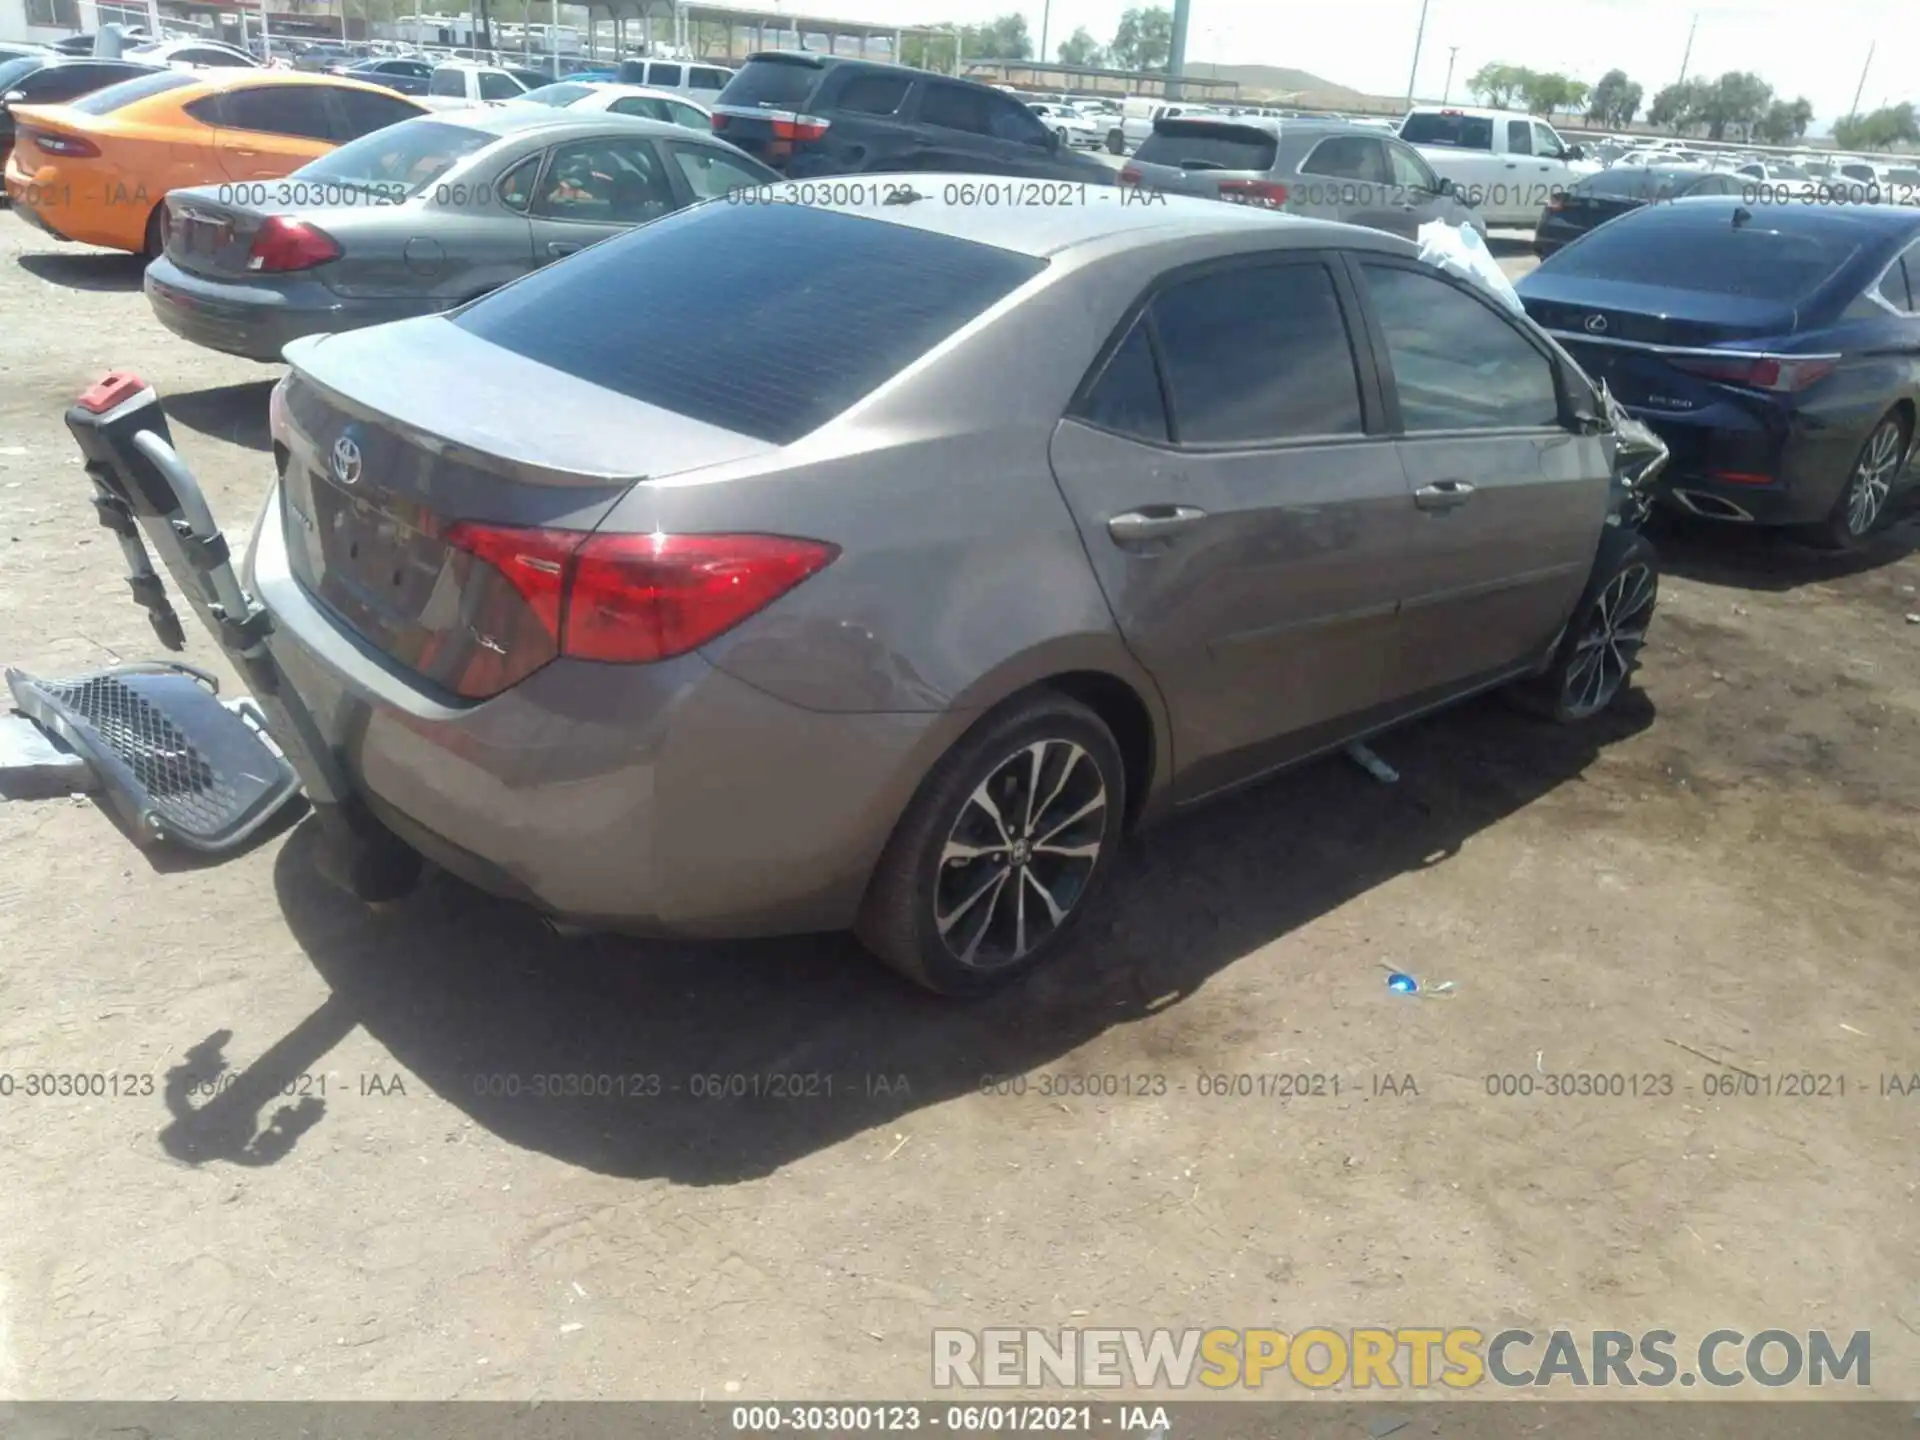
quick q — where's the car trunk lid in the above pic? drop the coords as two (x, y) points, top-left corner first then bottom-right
(1124, 120), (1282, 204)
(275, 320), (779, 698)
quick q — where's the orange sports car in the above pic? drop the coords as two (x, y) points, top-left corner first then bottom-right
(5, 69), (428, 257)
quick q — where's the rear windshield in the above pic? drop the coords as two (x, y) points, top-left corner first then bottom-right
(1546, 211), (1862, 300)
(452, 202), (1046, 444)
(1397, 111), (1493, 148)
(715, 56), (822, 110)
(0, 56), (45, 92)
(68, 68), (195, 114)
(291, 118), (493, 199)
(518, 82), (591, 106)
(1886, 168), (1920, 186)
(1575, 167), (1692, 199)
(1135, 120), (1277, 171)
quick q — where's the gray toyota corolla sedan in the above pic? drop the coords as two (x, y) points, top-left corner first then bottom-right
(143, 106), (778, 361)
(220, 182), (1656, 994)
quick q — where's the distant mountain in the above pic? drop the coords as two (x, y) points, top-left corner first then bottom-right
(1179, 61), (1381, 109)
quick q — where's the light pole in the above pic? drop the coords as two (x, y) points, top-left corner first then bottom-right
(1403, 0), (1430, 109)
(1845, 40), (1873, 124)
(1442, 45), (1458, 103)
(1039, 0), (1050, 66)
(1675, 12), (1696, 86)
(1165, 0), (1190, 101)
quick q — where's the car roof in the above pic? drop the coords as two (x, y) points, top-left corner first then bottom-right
(575, 81), (699, 102)
(750, 172), (1411, 259)
(181, 68), (414, 93)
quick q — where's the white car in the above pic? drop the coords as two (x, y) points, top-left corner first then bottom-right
(511, 80), (711, 130)
(1027, 101), (1099, 149)
(124, 38), (258, 68)
(422, 62), (530, 110)
(1397, 105), (1600, 225)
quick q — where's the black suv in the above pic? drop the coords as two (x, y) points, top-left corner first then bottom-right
(711, 52), (1113, 182)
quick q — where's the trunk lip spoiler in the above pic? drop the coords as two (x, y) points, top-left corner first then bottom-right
(284, 362), (649, 493)
(1541, 329), (1832, 363)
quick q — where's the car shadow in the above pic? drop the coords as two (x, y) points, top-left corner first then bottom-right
(163, 380), (277, 453)
(1648, 500), (1920, 593)
(153, 688), (1655, 1181)
(1482, 232), (1535, 259)
(16, 251), (148, 292)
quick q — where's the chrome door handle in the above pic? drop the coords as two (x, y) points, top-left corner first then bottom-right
(1108, 505), (1208, 542)
(547, 241), (581, 257)
(1414, 480), (1476, 511)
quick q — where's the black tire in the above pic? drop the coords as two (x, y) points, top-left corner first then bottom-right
(1793, 409), (1910, 551)
(856, 690), (1126, 996)
(141, 204), (166, 262)
(1106, 128), (1125, 155)
(1508, 526), (1659, 724)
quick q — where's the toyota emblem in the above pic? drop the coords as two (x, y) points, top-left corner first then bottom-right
(1584, 313), (1610, 334)
(330, 433), (363, 486)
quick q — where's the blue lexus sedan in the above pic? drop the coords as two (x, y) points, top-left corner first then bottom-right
(1518, 197), (1920, 548)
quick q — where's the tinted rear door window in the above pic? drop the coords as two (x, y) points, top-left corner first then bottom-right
(1360, 263), (1560, 430)
(478, 72), (522, 101)
(715, 57), (821, 109)
(1397, 111), (1493, 148)
(428, 68), (466, 97)
(1072, 318), (1168, 442)
(452, 202), (1046, 444)
(20, 63), (147, 101)
(834, 72), (911, 116)
(1150, 262), (1364, 444)
(1301, 134), (1389, 182)
(1134, 121), (1276, 170)
(1506, 120), (1532, 155)
(1543, 210), (1862, 300)
(217, 85), (335, 139)
(328, 87), (420, 139)
(919, 80), (996, 135)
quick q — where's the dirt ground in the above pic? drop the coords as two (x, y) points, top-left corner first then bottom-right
(0, 217), (1917, 1405)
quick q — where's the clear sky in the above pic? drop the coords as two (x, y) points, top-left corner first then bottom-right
(781, 0), (1904, 128)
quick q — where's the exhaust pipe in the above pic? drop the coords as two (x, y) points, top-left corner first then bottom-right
(1671, 489), (1756, 522)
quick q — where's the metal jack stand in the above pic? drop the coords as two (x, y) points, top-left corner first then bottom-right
(40, 370), (421, 895)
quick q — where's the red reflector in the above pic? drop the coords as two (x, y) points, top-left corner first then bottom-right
(566, 532), (839, 663)
(1708, 471), (1774, 485)
(77, 370), (147, 415)
(1119, 165), (1142, 185)
(710, 112), (728, 131)
(1216, 178), (1289, 207)
(246, 216), (342, 273)
(442, 525), (839, 672)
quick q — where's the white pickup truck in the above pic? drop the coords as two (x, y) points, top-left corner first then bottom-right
(1397, 105), (1601, 226)
(421, 63), (530, 111)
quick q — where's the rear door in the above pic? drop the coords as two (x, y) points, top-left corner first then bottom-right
(1047, 253), (1418, 800)
(524, 132), (678, 261)
(323, 84), (422, 142)
(1297, 133), (1409, 236)
(906, 78), (1056, 175)
(198, 83), (337, 179)
(1350, 255), (1608, 695)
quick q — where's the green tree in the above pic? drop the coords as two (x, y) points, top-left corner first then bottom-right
(1647, 77), (1711, 133)
(1108, 6), (1173, 71)
(1833, 102), (1918, 150)
(1559, 79), (1591, 120)
(1467, 61), (1529, 109)
(1587, 69), (1643, 128)
(1520, 70), (1568, 115)
(1056, 25), (1105, 67)
(1696, 70), (1772, 140)
(957, 12), (1032, 60)
(1754, 96), (1814, 144)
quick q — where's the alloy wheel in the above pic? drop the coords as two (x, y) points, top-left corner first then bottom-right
(1562, 563), (1656, 719)
(1844, 420), (1903, 537)
(933, 738), (1108, 971)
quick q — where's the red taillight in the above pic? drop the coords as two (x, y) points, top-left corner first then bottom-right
(769, 113), (829, 142)
(1547, 193), (1567, 211)
(442, 524), (839, 671)
(710, 112), (728, 132)
(1708, 470), (1774, 485)
(1666, 353), (1837, 392)
(1216, 178), (1289, 208)
(1119, 165), (1142, 185)
(24, 127), (98, 158)
(246, 216), (342, 272)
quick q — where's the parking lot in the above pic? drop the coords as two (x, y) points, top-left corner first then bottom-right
(1, 211), (1919, 1402)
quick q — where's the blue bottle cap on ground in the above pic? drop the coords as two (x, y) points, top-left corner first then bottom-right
(1386, 972), (1418, 994)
